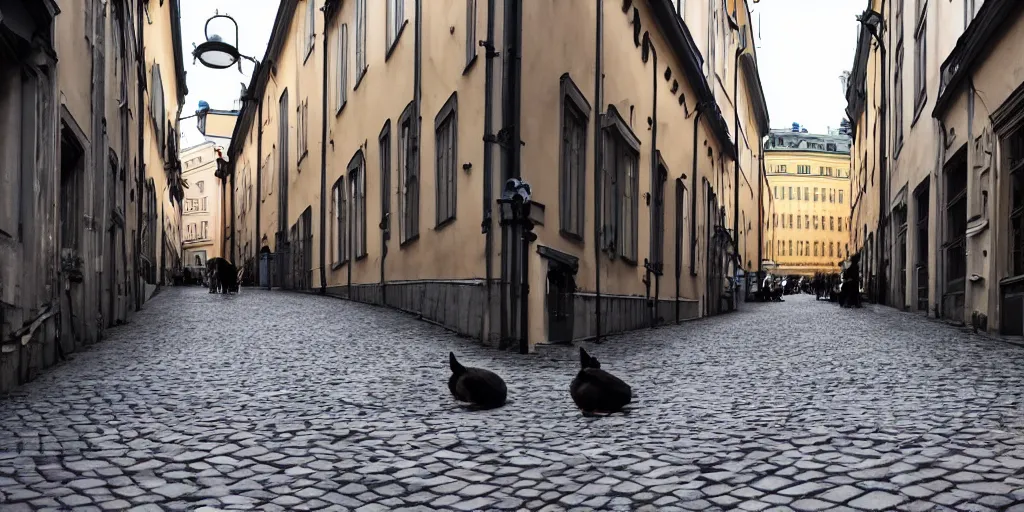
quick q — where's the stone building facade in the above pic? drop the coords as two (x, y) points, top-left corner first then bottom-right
(0, 0), (187, 392)
(764, 127), (853, 277)
(224, 0), (771, 349)
(847, 0), (1024, 334)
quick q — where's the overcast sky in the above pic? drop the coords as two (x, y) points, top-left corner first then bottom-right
(178, 0), (865, 145)
(752, 0), (865, 135)
(179, 0), (276, 148)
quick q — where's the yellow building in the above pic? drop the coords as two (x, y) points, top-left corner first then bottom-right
(180, 142), (225, 269)
(847, 0), (1024, 335)
(764, 128), (852, 276)
(141, 0), (189, 290)
(0, 0), (185, 392)
(219, 0), (770, 349)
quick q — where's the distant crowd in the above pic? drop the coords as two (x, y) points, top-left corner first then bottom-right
(751, 254), (863, 308)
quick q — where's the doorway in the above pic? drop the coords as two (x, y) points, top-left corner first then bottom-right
(942, 148), (968, 323)
(914, 178), (930, 312)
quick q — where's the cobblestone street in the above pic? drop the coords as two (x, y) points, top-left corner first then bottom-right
(2, 288), (1024, 511)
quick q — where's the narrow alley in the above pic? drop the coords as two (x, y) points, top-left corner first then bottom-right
(2, 290), (1023, 511)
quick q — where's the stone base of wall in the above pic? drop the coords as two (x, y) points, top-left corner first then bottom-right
(325, 280), (500, 345)
(0, 309), (61, 394)
(571, 293), (700, 341)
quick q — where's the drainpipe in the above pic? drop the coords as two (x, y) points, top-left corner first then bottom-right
(255, 97), (263, 280)
(135, 0), (145, 311)
(690, 105), (704, 277)
(593, 0), (603, 342)
(643, 35), (658, 328)
(499, 0), (523, 347)
(732, 47), (742, 307)
(877, 24), (888, 306)
(757, 141), (764, 288)
(230, 160), (237, 263)
(675, 176), (681, 324)
(482, 0), (497, 343)
(318, 3), (332, 294)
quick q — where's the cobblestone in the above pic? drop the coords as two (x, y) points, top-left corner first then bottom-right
(2, 290), (1024, 510)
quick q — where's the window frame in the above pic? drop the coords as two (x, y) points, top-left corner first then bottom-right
(379, 120), (392, 241)
(386, 0), (407, 60)
(912, 2), (927, 122)
(601, 105), (641, 264)
(398, 102), (419, 246)
(332, 177), (347, 268)
(304, 0), (316, 62)
(464, 0), (478, 72)
(355, 0), (367, 87)
(348, 151), (367, 260)
(559, 73), (591, 241)
(434, 92), (458, 228)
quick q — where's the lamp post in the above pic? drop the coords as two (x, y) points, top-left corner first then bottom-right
(192, 11), (263, 283)
(497, 178), (536, 355)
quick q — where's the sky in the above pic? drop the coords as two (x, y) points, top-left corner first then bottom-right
(178, 0), (277, 148)
(177, 0), (866, 145)
(751, 0), (866, 135)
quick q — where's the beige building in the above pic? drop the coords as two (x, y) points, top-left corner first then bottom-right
(0, 0), (186, 392)
(221, 0), (770, 349)
(764, 128), (853, 276)
(180, 142), (224, 269)
(847, 0), (1024, 335)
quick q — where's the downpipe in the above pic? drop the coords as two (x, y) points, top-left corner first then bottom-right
(318, 2), (332, 295)
(481, 0), (497, 342)
(642, 33), (658, 329)
(593, 0), (604, 342)
(689, 106), (704, 277)
(732, 47), (741, 307)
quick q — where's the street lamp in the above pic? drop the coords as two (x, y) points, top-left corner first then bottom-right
(497, 178), (536, 355)
(192, 11), (260, 73)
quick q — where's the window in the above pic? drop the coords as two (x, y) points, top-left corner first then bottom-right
(789, 240), (792, 256)
(380, 121), (392, 241)
(196, 180), (205, 194)
(336, 23), (348, 113)
(788, 214), (793, 228)
(797, 188), (801, 201)
(805, 215), (809, 229)
(398, 103), (418, 244)
(839, 190), (844, 204)
(348, 152), (367, 259)
(465, 0), (477, 68)
(674, 180), (687, 274)
(804, 187), (809, 201)
(797, 216), (802, 229)
(652, 162), (668, 267)
(913, 1), (927, 115)
(305, 0), (316, 59)
(773, 213), (777, 228)
(779, 165), (787, 173)
(386, 0), (406, 56)
(895, 44), (905, 147)
(814, 242), (818, 257)
(602, 107), (641, 263)
(814, 216), (819, 230)
(829, 242), (834, 257)
(830, 216), (835, 231)
(788, 187), (793, 200)
(814, 188), (819, 202)
(797, 165), (811, 174)
(333, 177), (347, 266)
(774, 186), (778, 199)
(434, 93), (458, 227)
(838, 218), (843, 232)
(1010, 126), (1024, 276)
(819, 166), (825, 176)
(559, 74), (590, 240)
(355, 0), (367, 85)
(298, 99), (309, 161)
